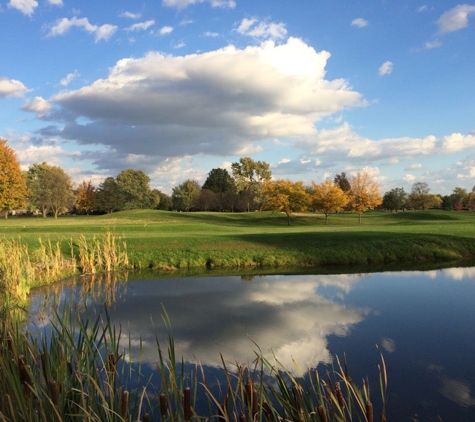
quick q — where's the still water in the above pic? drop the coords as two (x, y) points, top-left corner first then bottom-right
(28, 267), (475, 421)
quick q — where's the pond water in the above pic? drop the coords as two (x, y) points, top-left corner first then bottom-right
(28, 267), (475, 421)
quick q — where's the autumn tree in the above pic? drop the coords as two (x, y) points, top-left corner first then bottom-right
(348, 170), (382, 223)
(95, 177), (125, 214)
(231, 157), (272, 211)
(116, 169), (159, 210)
(310, 180), (349, 224)
(76, 180), (96, 215)
(407, 182), (442, 210)
(382, 187), (407, 212)
(0, 139), (29, 218)
(261, 179), (310, 225)
(172, 179), (201, 211)
(26, 162), (75, 218)
(334, 172), (351, 192)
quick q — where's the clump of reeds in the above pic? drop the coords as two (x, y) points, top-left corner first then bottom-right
(0, 301), (388, 422)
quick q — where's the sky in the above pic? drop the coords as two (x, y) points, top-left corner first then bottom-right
(1, 0), (474, 195)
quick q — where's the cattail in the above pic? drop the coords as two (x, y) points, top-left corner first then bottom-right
(121, 390), (129, 419)
(262, 401), (274, 422)
(49, 380), (59, 409)
(143, 413), (150, 422)
(366, 401), (373, 422)
(184, 387), (191, 421)
(335, 382), (345, 409)
(160, 393), (167, 419)
(240, 413), (246, 422)
(317, 405), (328, 422)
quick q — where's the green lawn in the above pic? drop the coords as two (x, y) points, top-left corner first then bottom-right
(1, 209), (475, 272)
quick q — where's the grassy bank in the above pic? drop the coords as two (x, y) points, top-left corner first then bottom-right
(1, 209), (475, 274)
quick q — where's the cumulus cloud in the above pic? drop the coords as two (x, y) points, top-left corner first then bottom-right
(42, 38), (363, 161)
(21, 96), (52, 117)
(159, 25), (173, 35)
(162, 0), (235, 10)
(438, 4), (475, 33)
(48, 17), (118, 42)
(7, 0), (37, 16)
(120, 11), (141, 19)
(379, 61), (393, 75)
(126, 20), (155, 32)
(236, 18), (287, 40)
(0, 77), (28, 97)
(59, 70), (80, 86)
(47, 0), (62, 5)
(351, 18), (368, 28)
(424, 39), (442, 49)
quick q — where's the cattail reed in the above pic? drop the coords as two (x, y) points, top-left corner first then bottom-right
(159, 393), (167, 419)
(365, 401), (373, 422)
(121, 390), (129, 419)
(184, 386), (191, 421)
(49, 380), (59, 409)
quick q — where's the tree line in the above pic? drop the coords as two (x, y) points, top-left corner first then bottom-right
(0, 139), (474, 220)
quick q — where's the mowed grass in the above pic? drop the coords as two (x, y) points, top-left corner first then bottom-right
(1, 209), (475, 271)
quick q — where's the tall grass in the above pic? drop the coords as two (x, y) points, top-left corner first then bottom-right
(0, 301), (387, 422)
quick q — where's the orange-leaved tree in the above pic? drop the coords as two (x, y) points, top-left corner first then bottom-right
(348, 170), (382, 223)
(0, 139), (29, 218)
(310, 180), (349, 224)
(262, 179), (310, 225)
(76, 180), (97, 215)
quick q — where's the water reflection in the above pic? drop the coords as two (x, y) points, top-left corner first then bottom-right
(28, 267), (475, 421)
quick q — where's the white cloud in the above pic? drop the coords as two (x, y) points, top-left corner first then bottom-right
(379, 61), (393, 75)
(204, 31), (219, 37)
(425, 39), (442, 49)
(120, 11), (141, 19)
(438, 4), (475, 33)
(21, 96), (52, 117)
(0, 77), (28, 97)
(48, 17), (118, 42)
(126, 20), (155, 32)
(417, 5), (428, 12)
(16, 144), (80, 166)
(159, 26), (174, 35)
(47, 0), (62, 5)
(403, 173), (417, 182)
(406, 163), (422, 170)
(351, 18), (368, 28)
(44, 38), (362, 162)
(236, 18), (287, 40)
(162, 0), (235, 10)
(59, 70), (80, 86)
(7, 0), (37, 16)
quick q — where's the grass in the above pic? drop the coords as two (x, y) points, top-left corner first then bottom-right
(1, 209), (474, 275)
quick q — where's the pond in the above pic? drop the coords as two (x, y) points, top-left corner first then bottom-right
(28, 267), (475, 421)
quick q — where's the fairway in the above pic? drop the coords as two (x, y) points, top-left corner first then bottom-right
(2, 209), (475, 273)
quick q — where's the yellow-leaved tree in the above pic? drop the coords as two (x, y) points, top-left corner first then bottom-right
(76, 180), (97, 215)
(262, 179), (310, 225)
(0, 139), (29, 218)
(310, 180), (349, 224)
(348, 170), (382, 223)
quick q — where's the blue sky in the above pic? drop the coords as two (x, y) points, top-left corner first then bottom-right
(1, 0), (474, 195)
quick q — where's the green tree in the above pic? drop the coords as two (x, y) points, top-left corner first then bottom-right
(348, 170), (382, 223)
(231, 157), (272, 211)
(334, 172), (351, 192)
(261, 179), (310, 225)
(156, 190), (172, 210)
(202, 168), (235, 193)
(0, 139), (29, 218)
(26, 162), (75, 218)
(408, 182), (442, 210)
(382, 187), (407, 212)
(95, 177), (125, 214)
(75, 180), (96, 215)
(116, 169), (159, 210)
(172, 179), (201, 211)
(310, 180), (349, 224)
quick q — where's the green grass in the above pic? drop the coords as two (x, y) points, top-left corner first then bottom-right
(1, 209), (475, 274)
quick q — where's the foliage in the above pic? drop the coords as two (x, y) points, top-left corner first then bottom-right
(202, 167), (236, 193)
(116, 169), (159, 210)
(96, 177), (125, 213)
(231, 157), (272, 211)
(262, 179), (310, 225)
(172, 179), (201, 211)
(75, 180), (97, 215)
(311, 180), (349, 224)
(156, 189), (172, 210)
(382, 187), (407, 212)
(26, 162), (76, 218)
(334, 172), (351, 192)
(0, 139), (29, 218)
(348, 170), (383, 222)
(408, 182), (442, 210)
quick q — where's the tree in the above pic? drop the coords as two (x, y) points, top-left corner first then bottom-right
(116, 169), (159, 210)
(76, 180), (96, 215)
(231, 157), (272, 211)
(261, 179), (310, 225)
(195, 189), (217, 211)
(26, 162), (75, 218)
(202, 168), (237, 211)
(95, 177), (125, 214)
(0, 139), (29, 218)
(310, 180), (349, 224)
(334, 172), (351, 192)
(382, 187), (407, 212)
(172, 179), (201, 211)
(463, 186), (475, 211)
(407, 182), (442, 210)
(348, 170), (382, 223)
(155, 190), (172, 211)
